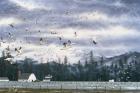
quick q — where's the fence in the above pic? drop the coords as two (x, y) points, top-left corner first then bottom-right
(0, 81), (140, 91)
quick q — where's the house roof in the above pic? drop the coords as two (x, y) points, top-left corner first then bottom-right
(18, 73), (31, 80)
(0, 77), (9, 80)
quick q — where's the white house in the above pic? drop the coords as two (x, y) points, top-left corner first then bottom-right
(0, 77), (9, 82)
(18, 73), (36, 82)
(43, 75), (52, 82)
(109, 79), (114, 82)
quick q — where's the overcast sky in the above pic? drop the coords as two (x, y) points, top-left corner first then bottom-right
(0, 0), (140, 63)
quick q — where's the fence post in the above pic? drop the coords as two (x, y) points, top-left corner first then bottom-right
(96, 86), (97, 92)
(76, 82), (78, 93)
(40, 85), (41, 90)
(137, 83), (139, 91)
(47, 84), (49, 93)
(120, 86), (121, 93)
(47, 83), (48, 93)
(61, 84), (63, 93)
(105, 86), (106, 93)
(138, 83), (139, 90)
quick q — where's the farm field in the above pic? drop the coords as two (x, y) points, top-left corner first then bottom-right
(0, 82), (140, 93)
(0, 82), (140, 90)
(0, 89), (139, 93)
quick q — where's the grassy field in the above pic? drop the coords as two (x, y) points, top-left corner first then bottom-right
(0, 88), (139, 93)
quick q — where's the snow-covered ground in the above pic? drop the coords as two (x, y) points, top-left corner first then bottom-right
(0, 81), (140, 90)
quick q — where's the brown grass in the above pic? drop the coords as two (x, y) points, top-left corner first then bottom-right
(0, 88), (138, 93)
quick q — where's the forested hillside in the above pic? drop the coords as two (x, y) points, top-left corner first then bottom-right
(1, 51), (140, 82)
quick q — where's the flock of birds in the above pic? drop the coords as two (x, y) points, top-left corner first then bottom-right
(0, 20), (98, 62)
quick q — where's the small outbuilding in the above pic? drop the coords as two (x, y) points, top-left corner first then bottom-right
(18, 73), (36, 82)
(109, 79), (114, 82)
(0, 77), (9, 82)
(43, 75), (52, 82)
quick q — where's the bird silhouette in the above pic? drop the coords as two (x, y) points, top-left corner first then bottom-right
(9, 24), (14, 28)
(68, 40), (71, 46)
(15, 47), (22, 55)
(58, 37), (62, 41)
(74, 32), (77, 37)
(92, 40), (97, 45)
(40, 38), (43, 45)
(63, 42), (67, 48)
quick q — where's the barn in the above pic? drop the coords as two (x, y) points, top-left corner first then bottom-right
(18, 73), (36, 82)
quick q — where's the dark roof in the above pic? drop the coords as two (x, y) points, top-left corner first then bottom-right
(0, 77), (9, 80)
(18, 73), (31, 80)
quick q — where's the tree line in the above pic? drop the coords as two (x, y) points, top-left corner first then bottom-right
(0, 51), (140, 82)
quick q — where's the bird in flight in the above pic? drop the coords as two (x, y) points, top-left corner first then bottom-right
(15, 47), (22, 55)
(9, 24), (14, 28)
(92, 40), (97, 45)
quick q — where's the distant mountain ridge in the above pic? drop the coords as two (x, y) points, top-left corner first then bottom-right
(104, 51), (140, 66)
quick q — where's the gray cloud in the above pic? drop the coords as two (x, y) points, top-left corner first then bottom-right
(0, 0), (140, 62)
